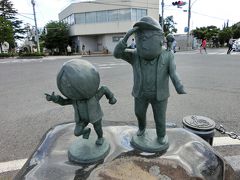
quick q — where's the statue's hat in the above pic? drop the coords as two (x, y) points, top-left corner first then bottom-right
(133, 16), (162, 31)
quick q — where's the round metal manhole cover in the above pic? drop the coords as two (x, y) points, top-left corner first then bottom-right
(182, 115), (216, 131)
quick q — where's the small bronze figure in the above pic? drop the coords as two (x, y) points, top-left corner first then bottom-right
(114, 16), (186, 152)
(166, 34), (175, 51)
(45, 59), (117, 146)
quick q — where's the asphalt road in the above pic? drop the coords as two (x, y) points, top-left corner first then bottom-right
(1, 49), (240, 164)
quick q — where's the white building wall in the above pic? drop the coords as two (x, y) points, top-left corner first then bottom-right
(78, 36), (98, 52)
(69, 21), (134, 36)
(102, 34), (125, 52)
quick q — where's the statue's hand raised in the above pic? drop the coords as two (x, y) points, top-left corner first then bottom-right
(123, 27), (139, 42)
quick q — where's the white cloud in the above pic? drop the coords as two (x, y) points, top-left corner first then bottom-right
(12, 0), (70, 27)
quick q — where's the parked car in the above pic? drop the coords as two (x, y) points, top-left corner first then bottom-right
(232, 38), (240, 52)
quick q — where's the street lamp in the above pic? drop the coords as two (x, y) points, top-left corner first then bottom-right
(161, 0), (164, 29)
(31, 0), (40, 53)
(187, 0), (191, 49)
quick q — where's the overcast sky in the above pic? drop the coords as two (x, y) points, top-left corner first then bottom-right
(11, 0), (240, 34)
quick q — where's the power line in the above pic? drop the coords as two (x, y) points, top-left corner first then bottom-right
(85, 1), (159, 10)
(191, 11), (228, 21)
(18, 12), (33, 15)
(89, 0), (160, 6)
(16, 13), (34, 20)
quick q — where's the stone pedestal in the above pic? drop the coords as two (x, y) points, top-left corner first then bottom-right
(68, 136), (110, 164)
(15, 123), (238, 180)
(131, 129), (169, 153)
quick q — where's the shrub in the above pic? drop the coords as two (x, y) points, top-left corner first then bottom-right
(0, 53), (15, 58)
(18, 52), (45, 57)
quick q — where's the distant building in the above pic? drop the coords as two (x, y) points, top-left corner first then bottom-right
(173, 34), (194, 51)
(58, 0), (159, 53)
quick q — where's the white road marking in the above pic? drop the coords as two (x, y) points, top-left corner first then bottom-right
(213, 137), (240, 146)
(0, 158), (27, 173)
(98, 63), (127, 67)
(0, 137), (240, 174)
(177, 51), (240, 55)
(99, 66), (112, 69)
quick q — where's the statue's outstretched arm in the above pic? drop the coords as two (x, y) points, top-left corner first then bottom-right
(95, 86), (117, 104)
(45, 92), (73, 105)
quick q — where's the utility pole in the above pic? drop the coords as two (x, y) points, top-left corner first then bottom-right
(161, 0), (164, 30)
(187, 0), (191, 49)
(31, 0), (40, 53)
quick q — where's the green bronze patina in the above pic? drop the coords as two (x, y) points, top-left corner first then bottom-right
(57, 59), (100, 100)
(166, 33), (175, 51)
(68, 127), (110, 164)
(45, 59), (117, 163)
(114, 16), (186, 153)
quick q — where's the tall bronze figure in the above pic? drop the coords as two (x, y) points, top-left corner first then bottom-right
(114, 16), (186, 152)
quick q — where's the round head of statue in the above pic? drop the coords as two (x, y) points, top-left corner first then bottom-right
(57, 59), (100, 100)
(134, 16), (164, 61)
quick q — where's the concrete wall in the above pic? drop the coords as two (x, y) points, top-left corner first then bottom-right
(69, 21), (135, 36)
(174, 34), (194, 51)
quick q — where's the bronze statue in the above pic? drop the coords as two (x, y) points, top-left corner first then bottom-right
(114, 16), (186, 152)
(45, 59), (117, 146)
(166, 34), (175, 51)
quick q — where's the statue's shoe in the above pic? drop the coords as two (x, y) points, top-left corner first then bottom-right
(157, 135), (168, 145)
(74, 125), (82, 136)
(95, 137), (104, 145)
(82, 128), (91, 139)
(137, 128), (145, 136)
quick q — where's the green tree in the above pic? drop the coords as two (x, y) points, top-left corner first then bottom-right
(0, 16), (14, 52)
(0, 16), (14, 42)
(159, 15), (177, 35)
(218, 27), (232, 46)
(163, 16), (177, 36)
(0, 0), (25, 48)
(231, 22), (240, 39)
(41, 21), (70, 54)
(192, 26), (220, 40)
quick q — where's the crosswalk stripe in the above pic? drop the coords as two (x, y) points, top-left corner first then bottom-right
(0, 159), (27, 173)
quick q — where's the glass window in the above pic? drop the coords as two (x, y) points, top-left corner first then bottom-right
(108, 10), (118, 22)
(112, 36), (124, 42)
(136, 9), (142, 21)
(86, 12), (96, 23)
(131, 8), (137, 21)
(131, 8), (147, 21)
(62, 18), (67, 24)
(97, 11), (108, 23)
(75, 13), (85, 24)
(141, 9), (147, 17)
(70, 14), (75, 25)
(119, 9), (131, 21)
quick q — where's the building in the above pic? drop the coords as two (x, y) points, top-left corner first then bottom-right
(58, 0), (159, 53)
(173, 34), (194, 51)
